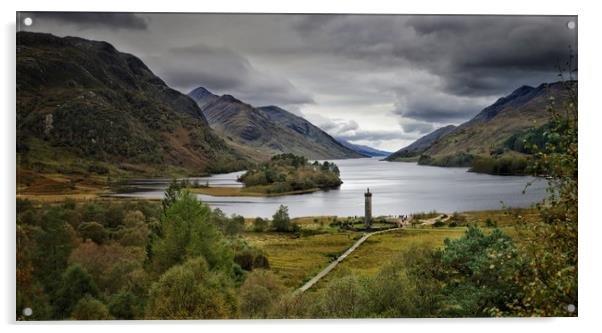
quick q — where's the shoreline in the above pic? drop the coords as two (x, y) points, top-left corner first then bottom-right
(188, 186), (321, 197)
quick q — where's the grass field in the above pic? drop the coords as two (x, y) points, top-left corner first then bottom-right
(314, 228), (466, 289)
(243, 230), (360, 289)
(243, 208), (541, 292)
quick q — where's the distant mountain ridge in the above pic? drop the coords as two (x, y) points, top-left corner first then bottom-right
(336, 138), (392, 157)
(386, 81), (576, 171)
(188, 87), (363, 160)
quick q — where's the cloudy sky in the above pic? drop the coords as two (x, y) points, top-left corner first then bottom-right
(19, 12), (577, 151)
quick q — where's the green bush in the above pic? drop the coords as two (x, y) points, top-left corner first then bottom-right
(149, 191), (234, 273)
(225, 215), (246, 236)
(438, 226), (522, 316)
(54, 264), (99, 319)
(253, 217), (268, 232)
(71, 295), (111, 320)
(485, 218), (497, 227)
(146, 257), (239, 319)
(77, 222), (108, 244)
(240, 270), (284, 318)
(108, 291), (139, 320)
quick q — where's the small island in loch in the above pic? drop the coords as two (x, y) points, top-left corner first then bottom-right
(190, 153), (342, 196)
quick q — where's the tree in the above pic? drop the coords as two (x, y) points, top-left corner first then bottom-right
(108, 290), (140, 319)
(225, 215), (246, 236)
(253, 217), (268, 232)
(71, 295), (111, 320)
(161, 178), (184, 214)
(54, 264), (99, 318)
(509, 79), (578, 316)
(271, 205), (291, 232)
(146, 257), (239, 319)
(77, 222), (108, 244)
(240, 270), (284, 318)
(150, 191), (234, 273)
(16, 224), (52, 320)
(31, 208), (77, 307)
(69, 241), (145, 294)
(315, 274), (368, 318)
(437, 226), (522, 317)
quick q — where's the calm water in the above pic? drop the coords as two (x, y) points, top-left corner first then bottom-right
(114, 158), (548, 218)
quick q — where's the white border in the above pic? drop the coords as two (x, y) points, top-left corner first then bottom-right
(2, 0), (601, 332)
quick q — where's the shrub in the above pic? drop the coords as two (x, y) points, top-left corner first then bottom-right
(71, 295), (110, 320)
(240, 270), (284, 318)
(54, 264), (99, 318)
(108, 291), (139, 319)
(485, 218), (497, 227)
(253, 217), (268, 232)
(81, 203), (106, 223)
(315, 274), (368, 318)
(438, 226), (521, 316)
(146, 257), (238, 319)
(225, 215), (246, 236)
(69, 241), (145, 294)
(77, 222), (108, 244)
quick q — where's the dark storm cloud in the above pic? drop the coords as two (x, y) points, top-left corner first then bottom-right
(24, 12), (148, 30)
(399, 119), (434, 134)
(294, 15), (576, 97)
(150, 44), (314, 107)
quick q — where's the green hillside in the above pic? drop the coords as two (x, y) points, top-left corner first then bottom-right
(17, 32), (247, 195)
(388, 81), (576, 175)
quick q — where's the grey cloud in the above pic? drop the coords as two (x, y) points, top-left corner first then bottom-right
(151, 44), (314, 107)
(391, 85), (492, 124)
(24, 12), (148, 30)
(294, 15), (576, 97)
(336, 129), (415, 142)
(313, 116), (413, 143)
(399, 119), (434, 134)
(314, 118), (358, 135)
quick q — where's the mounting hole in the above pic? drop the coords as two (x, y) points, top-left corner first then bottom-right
(567, 21), (576, 30)
(22, 307), (33, 316)
(567, 304), (576, 313)
(23, 17), (33, 26)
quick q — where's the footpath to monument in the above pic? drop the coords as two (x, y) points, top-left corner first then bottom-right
(295, 227), (401, 294)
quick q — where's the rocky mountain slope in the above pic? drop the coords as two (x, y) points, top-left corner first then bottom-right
(188, 87), (362, 160)
(17, 32), (247, 190)
(387, 81), (575, 171)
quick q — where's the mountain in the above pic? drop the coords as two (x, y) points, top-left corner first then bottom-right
(385, 125), (456, 160)
(386, 81), (575, 171)
(16, 32), (247, 191)
(188, 87), (362, 160)
(336, 138), (392, 157)
(188, 87), (219, 109)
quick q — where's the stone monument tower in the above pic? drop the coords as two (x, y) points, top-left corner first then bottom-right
(364, 188), (372, 229)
